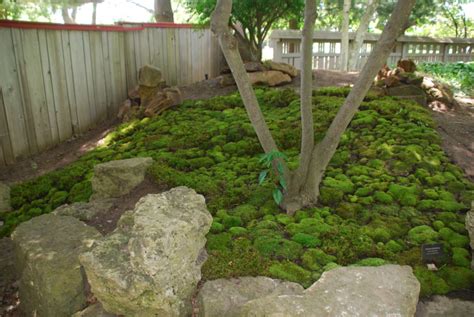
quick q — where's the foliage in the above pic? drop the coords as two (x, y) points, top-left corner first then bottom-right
(185, 0), (303, 60)
(258, 150), (287, 205)
(418, 62), (474, 96)
(1, 87), (473, 296)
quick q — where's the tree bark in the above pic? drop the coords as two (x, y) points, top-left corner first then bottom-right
(305, 0), (416, 202)
(284, 0), (318, 214)
(92, 2), (97, 24)
(154, 0), (174, 22)
(340, 0), (351, 71)
(62, 8), (76, 24)
(348, 0), (379, 71)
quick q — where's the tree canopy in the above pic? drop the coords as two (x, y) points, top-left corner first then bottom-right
(186, 0), (304, 61)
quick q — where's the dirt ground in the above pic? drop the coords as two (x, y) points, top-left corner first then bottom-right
(432, 97), (474, 182)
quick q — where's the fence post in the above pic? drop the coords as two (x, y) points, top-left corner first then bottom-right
(270, 38), (283, 63)
(442, 43), (448, 62)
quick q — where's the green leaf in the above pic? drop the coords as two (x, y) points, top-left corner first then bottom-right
(273, 188), (283, 205)
(258, 170), (268, 185)
(277, 162), (284, 174)
(279, 177), (287, 190)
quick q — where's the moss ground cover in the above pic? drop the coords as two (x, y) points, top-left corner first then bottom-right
(1, 87), (473, 296)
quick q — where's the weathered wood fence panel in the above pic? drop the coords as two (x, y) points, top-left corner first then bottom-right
(270, 30), (474, 70)
(0, 21), (221, 166)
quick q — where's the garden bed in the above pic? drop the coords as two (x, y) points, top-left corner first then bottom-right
(1, 87), (473, 297)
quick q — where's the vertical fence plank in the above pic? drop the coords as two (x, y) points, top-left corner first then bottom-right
(46, 30), (73, 142)
(69, 30), (92, 132)
(0, 28), (29, 161)
(19, 29), (53, 152)
(89, 31), (108, 121)
(38, 29), (60, 145)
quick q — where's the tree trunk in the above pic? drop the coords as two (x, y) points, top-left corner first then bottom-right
(62, 8), (76, 24)
(288, 18), (298, 53)
(92, 2), (97, 24)
(154, 0), (174, 22)
(283, 0), (318, 214)
(348, 0), (379, 71)
(304, 0), (416, 205)
(340, 0), (351, 71)
(211, 0), (416, 214)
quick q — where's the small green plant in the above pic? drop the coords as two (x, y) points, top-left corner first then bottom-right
(258, 150), (288, 205)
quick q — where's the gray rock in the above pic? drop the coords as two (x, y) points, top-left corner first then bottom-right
(138, 64), (163, 87)
(466, 201), (474, 269)
(416, 295), (474, 317)
(53, 199), (117, 221)
(198, 277), (304, 317)
(80, 187), (213, 317)
(11, 214), (102, 317)
(72, 302), (116, 317)
(91, 157), (153, 199)
(240, 265), (420, 317)
(0, 182), (11, 213)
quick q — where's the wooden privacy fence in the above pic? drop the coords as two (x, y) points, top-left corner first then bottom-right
(0, 20), (221, 166)
(270, 30), (474, 70)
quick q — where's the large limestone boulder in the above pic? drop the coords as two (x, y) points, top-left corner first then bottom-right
(197, 277), (304, 317)
(265, 61), (299, 77)
(91, 157), (153, 199)
(240, 265), (420, 317)
(466, 201), (474, 269)
(0, 182), (11, 212)
(53, 199), (117, 221)
(138, 64), (163, 87)
(11, 214), (102, 317)
(80, 187), (213, 316)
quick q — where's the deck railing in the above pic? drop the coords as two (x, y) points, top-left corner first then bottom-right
(270, 30), (474, 70)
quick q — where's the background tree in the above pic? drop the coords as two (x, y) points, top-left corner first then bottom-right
(340, 0), (351, 71)
(187, 0), (304, 61)
(155, 0), (174, 22)
(348, 0), (379, 70)
(211, 0), (416, 213)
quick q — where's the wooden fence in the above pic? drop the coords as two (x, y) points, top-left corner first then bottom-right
(0, 20), (221, 166)
(270, 30), (474, 70)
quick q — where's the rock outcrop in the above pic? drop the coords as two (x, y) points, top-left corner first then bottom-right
(80, 187), (213, 316)
(11, 214), (101, 317)
(118, 65), (182, 121)
(0, 182), (11, 212)
(90, 157), (153, 199)
(53, 199), (117, 221)
(197, 277), (304, 317)
(240, 265), (420, 317)
(217, 61), (297, 87)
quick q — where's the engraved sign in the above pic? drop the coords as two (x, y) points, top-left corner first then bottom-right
(422, 243), (444, 263)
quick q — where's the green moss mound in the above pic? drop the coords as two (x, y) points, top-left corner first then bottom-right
(2, 87), (473, 296)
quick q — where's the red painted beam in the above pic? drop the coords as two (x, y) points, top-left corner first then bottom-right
(0, 20), (200, 31)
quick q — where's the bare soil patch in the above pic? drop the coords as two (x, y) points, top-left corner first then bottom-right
(432, 97), (474, 182)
